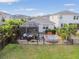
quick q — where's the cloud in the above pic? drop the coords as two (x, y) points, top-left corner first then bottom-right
(64, 3), (76, 7)
(0, 9), (8, 12)
(64, 3), (76, 11)
(0, 8), (46, 16)
(25, 8), (37, 11)
(14, 8), (37, 11)
(0, 0), (19, 4)
(0, 9), (12, 14)
(68, 9), (75, 11)
(13, 8), (46, 16)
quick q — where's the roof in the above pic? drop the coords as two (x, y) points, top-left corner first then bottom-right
(21, 21), (39, 27)
(52, 10), (79, 15)
(30, 16), (55, 25)
(21, 16), (55, 27)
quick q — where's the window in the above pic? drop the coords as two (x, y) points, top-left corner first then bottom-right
(77, 16), (79, 20)
(43, 27), (48, 29)
(60, 16), (63, 19)
(61, 24), (63, 27)
(73, 16), (76, 20)
(43, 27), (46, 29)
(73, 16), (79, 20)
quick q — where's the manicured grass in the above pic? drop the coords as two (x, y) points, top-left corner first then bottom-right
(0, 44), (79, 59)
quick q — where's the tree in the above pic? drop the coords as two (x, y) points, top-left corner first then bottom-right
(5, 19), (23, 25)
(0, 19), (24, 43)
(57, 24), (77, 44)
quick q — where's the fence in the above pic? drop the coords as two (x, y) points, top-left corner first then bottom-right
(0, 38), (11, 50)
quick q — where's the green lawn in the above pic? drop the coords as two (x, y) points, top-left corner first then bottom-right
(0, 44), (79, 59)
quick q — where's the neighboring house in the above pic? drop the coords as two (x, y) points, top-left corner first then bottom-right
(50, 10), (79, 28)
(0, 11), (12, 21)
(0, 11), (30, 22)
(30, 16), (55, 33)
(1, 10), (79, 33)
(20, 10), (79, 34)
(12, 15), (30, 21)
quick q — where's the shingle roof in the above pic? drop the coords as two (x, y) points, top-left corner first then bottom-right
(31, 16), (55, 25)
(52, 10), (79, 15)
(21, 21), (39, 27)
(21, 16), (55, 27)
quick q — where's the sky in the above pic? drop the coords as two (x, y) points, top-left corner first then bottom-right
(0, 0), (79, 16)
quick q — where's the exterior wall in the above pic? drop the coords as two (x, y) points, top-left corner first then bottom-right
(50, 15), (60, 27)
(60, 15), (79, 24)
(50, 15), (79, 28)
(49, 24), (54, 29)
(38, 24), (54, 33)
(39, 24), (44, 32)
(31, 18), (55, 33)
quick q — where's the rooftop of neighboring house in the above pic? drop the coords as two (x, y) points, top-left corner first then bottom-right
(51, 10), (79, 16)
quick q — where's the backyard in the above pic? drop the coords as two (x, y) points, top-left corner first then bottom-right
(0, 44), (79, 59)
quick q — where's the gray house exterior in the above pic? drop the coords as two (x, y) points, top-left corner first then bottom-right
(30, 16), (55, 33)
(20, 16), (55, 35)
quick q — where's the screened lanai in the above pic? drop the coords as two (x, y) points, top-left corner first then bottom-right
(20, 21), (39, 36)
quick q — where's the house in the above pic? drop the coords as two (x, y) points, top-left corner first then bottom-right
(20, 16), (55, 35)
(19, 16), (55, 41)
(20, 10), (79, 36)
(50, 10), (79, 28)
(29, 16), (55, 33)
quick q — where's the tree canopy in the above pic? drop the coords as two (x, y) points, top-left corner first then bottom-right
(57, 24), (77, 40)
(0, 19), (25, 42)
